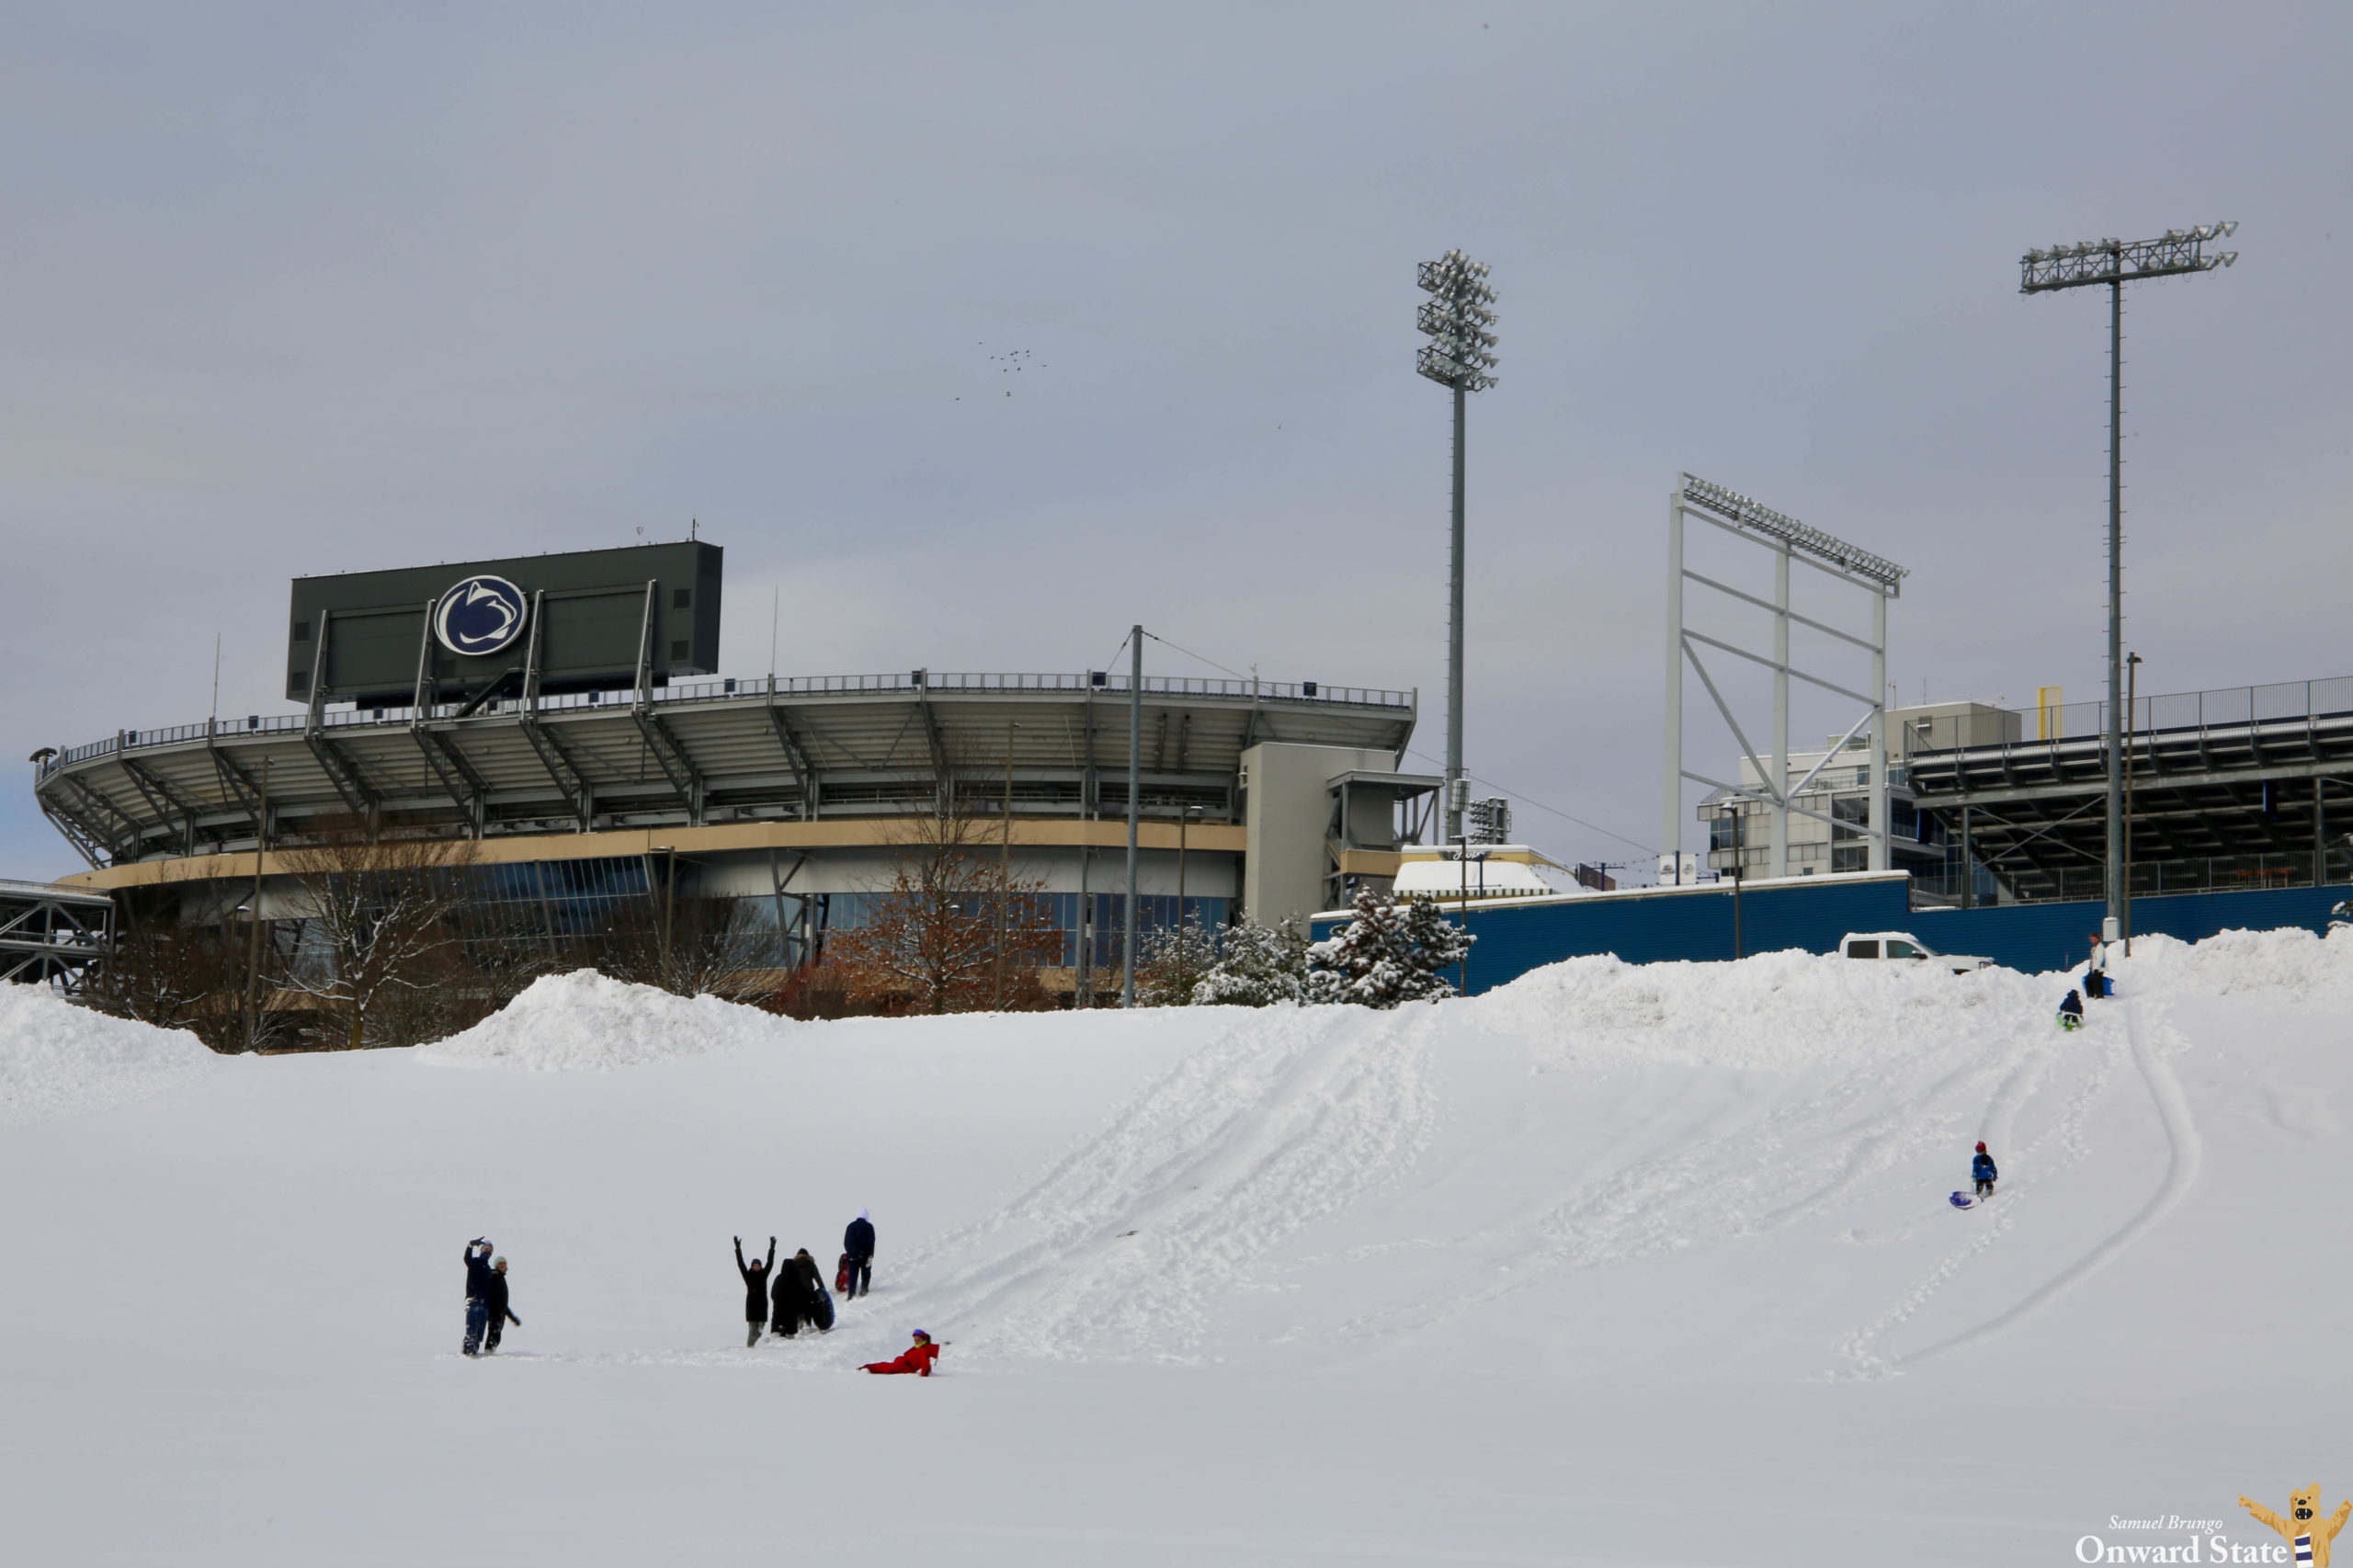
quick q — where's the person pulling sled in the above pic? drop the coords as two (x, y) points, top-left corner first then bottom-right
(861, 1329), (940, 1376)
(1972, 1142), (1998, 1200)
(840, 1210), (875, 1300)
(772, 1247), (834, 1336)
(2057, 989), (2085, 1030)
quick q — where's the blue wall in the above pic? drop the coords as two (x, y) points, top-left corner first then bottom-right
(1915, 883), (2350, 975)
(1314, 874), (1914, 995)
(1320, 875), (2349, 994)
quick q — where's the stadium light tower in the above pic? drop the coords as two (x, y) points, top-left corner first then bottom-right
(2020, 222), (2236, 937)
(1417, 250), (1498, 843)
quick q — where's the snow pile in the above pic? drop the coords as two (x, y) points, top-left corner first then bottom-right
(418, 969), (796, 1070)
(0, 984), (215, 1124)
(2103, 924), (2353, 1004)
(9, 920), (2353, 1561)
(1465, 946), (2053, 1070)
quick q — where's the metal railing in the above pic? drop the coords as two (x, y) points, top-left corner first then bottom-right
(35, 672), (1413, 781)
(1913, 851), (2351, 907)
(1937, 676), (2353, 751)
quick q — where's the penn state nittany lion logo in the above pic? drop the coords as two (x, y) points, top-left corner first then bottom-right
(2241, 1487), (2351, 1565)
(433, 575), (528, 657)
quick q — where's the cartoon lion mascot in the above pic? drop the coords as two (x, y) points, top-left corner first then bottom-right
(2241, 1486), (2352, 1565)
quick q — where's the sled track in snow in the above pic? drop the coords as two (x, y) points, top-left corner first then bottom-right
(1895, 994), (2203, 1367)
(878, 1006), (1440, 1363)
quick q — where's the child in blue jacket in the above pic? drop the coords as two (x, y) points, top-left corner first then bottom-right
(1972, 1142), (1998, 1199)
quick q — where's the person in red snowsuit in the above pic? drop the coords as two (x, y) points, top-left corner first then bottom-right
(862, 1330), (940, 1375)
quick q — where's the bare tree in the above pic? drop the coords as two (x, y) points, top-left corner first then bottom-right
(589, 888), (779, 998)
(824, 796), (1063, 1014)
(1134, 917), (1222, 1007)
(278, 820), (480, 1051)
(77, 885), (311, 1052)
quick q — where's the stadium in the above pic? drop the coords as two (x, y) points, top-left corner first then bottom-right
(25, 541), (1439, 1001)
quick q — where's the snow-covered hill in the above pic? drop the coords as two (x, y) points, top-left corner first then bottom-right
(1, 934), (2343, 1565)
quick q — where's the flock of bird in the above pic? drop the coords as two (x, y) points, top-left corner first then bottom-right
(956, 343), (1043, 399)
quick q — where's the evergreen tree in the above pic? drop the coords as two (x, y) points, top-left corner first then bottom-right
(1303, 886), (1472, 1007)
(1188, 917), (1311, 1006)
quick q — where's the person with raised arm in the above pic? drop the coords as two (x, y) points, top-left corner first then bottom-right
(733, 1236), (775, 1347)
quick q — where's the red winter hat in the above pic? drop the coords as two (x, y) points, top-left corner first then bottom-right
(1975, 1142), (1987, 1153)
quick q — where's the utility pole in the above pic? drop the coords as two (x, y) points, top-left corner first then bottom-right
(995, 721), (1017, 1009)
(1123, 626), (1142, 1007)
(2020, 222), (2236, 941)
(2125, 652), (2141, 954)
(659, 846), (677, 984)
(244, 756), (270, 1052)
(1415, 250), (1498, 843)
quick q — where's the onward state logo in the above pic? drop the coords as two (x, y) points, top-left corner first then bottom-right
(433, 575), (529, 657)
(2075, 1490), (2350, 1562)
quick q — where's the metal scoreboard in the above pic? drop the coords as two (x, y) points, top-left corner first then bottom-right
(285, 541), (723, 706)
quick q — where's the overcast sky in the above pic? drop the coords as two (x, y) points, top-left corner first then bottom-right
(6, 3), (2347, 879)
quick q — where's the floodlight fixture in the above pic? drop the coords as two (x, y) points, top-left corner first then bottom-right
(2019, 221), (2239, 937)
(1417, 248), (1499, 841)
(2019, 223), (2237, 292)
(1415, 251), (1499, 392)
(1678, 475), (1908, 595)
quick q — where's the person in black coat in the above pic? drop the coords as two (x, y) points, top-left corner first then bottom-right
(462, 1238), (494, 1357)
(772, 1248), (834, 1335)
(484, 1256), (521, 1353)
(734, 1236), (775, 1347)
(843, 1210), (875, 1300)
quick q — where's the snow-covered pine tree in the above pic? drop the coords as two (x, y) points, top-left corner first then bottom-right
(1188, 916), (1311, 1006)
(1303, 885), (1472, 1007)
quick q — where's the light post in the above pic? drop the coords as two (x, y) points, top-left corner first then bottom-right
(2124, 652), (2141, 954)
(1123, 626), (1142, 1007)
(995, 721), (1019, 1010)
(2020, 223), (2236, 939)
(1722, 791), (1753, 960)
(1416, 249), (1498, 845)
(244, 756), (270, 1051)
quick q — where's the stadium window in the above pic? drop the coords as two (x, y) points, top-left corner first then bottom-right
(670, 640), (689, 662)
(673, 588), (691, 609)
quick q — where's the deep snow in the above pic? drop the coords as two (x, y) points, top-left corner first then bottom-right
(1, 934), (2346, 1565)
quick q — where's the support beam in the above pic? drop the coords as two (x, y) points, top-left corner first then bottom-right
(519, 719), (595, 831)
(54, 772), (142, 861)
(304, 733), (377, 819)
(117, 756), (201, 856)
(631, 710), (706, 826)
(1662, 486), (1683, 869)
(765, 704), (820, 819)
(36, 789), (112, 869)
(411, 729), (488, 836)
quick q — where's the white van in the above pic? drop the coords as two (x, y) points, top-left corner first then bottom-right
(1837, 931), (1993, 974)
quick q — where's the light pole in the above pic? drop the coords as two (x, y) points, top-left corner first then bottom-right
(244, 756), (270, 1051)
(2020, 223), (2236, 939)
(1722, 791), (1753, 960)
(2124, 652), (2141, 954)
(995, 720), (1019, 1010)
(1123, 626), (1142, 1007)
(1416, 250), (1498, 844)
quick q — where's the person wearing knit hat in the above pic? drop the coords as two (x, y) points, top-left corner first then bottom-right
(861, 1330), (940, 1376)
(1972, 1142), (1998, 1199)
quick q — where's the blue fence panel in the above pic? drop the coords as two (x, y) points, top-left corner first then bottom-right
(1313, 875), (1915, 995)
(1916, 883), (2349, 976)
